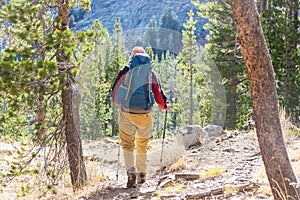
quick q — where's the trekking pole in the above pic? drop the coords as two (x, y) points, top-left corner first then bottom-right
(157, 110), (167, 187)
(116, 135), (121, 181)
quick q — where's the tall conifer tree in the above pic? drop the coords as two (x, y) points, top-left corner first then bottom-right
(0, 0), (97, 191)
(193, 0), (248, 129)
(177, 10), (201, 125)
(144, 15), (157, 57)
(110, 17), (126, 136)
(261, 0), (300, 123)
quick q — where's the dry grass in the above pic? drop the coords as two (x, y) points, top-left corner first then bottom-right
(288, 142), (300, 162)
(288, 141), (300, 177)
(0, 135), (14, 143)
(251, 139), (300, 198)
(279, 107), (297, 136)
(0, 159), (111, 200)
(251, 165), (272, 196)
(156, 183), (185, 199)
(199, 167), (225, 179)
(223, 185), (234, 197)
(168, 158), (186, 172)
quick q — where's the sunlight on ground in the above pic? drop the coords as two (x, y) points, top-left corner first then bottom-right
(1, 126), (299, 200)
(199, 167), (226, 179)
(251, 137), (300, 197)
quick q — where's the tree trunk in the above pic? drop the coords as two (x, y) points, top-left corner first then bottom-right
(0, 0), (5, 8)
(189, 62), (193, 125)
(226, 71), (238, 129)
(231, 0), (300, 199)
(62, 81), (87, 190)
(257, 0), (267, 13)
(36, 105), (45, 139)
(57, 0), (87, 190)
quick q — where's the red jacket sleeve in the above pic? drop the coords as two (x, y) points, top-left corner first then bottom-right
(152, 71), (168, 109)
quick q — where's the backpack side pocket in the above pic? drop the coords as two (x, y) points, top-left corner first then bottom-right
(116, 83), (128, 104)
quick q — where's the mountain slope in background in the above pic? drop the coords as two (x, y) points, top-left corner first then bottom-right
(71, 0), (208, 45)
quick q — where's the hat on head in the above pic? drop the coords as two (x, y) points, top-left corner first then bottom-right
(130, 46), (146, 59)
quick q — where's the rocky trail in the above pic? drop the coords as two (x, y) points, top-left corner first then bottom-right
(76, 130), (300, 200)
(81, 131), (266, 200)
(1, 129), (299, 200)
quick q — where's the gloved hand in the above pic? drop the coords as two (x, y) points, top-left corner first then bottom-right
(159, 103), (170, 111)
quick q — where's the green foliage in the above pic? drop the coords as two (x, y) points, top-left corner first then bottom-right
(0, 0), (95, 194)
(151, 51), (176, 135)
(0, 0), (74, 115)
(175, 10), (209, 126)
(77, 0), (91, 11)
(158, 9), (181, 59)
(0, 103), (32, 139)
(144, 15), (157, 49)
(261, 0), (300, 123)
(160, 8), (179, 31)
(193, 0), (300, 127)
(78, 18), (126, 139)
(193, 0), (249, 129)
(111, 17), (126, 77)
(77, 22), (110, 138)
(109, 17), (127, 136)
(287, 128), (300, 137)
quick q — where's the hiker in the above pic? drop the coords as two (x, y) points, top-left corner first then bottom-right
(112, 46), (170, 188)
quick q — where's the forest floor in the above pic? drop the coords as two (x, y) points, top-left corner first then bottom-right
(0, 129), (300, 200)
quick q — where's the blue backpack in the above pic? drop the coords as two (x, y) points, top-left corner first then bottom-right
(116, 53), (154, 110)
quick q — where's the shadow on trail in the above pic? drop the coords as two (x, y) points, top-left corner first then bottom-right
(85, 185), (156, 200)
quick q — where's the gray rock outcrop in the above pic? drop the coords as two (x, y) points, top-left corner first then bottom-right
(203, 124), (225, 141)
(0, 142), (15, 154)
(175, 125), (207, 149)
(72, 0), (208, 44)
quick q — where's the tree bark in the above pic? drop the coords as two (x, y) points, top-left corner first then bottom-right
(36, 105), (46, 139)
(62, 80), (87, 190)
(189, 61), (193, 125)
(257, 0), (267, 13)
(57, 0), (87, 190)
(231, 0), (300, 199)
(226, 71), (238, 128)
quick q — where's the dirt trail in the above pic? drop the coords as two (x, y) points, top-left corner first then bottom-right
(81, 131), (300, 200)
(83, 137), (185, 172)
(1, 131), (299, 200)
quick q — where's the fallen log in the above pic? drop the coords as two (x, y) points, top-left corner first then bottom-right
(184, 182), (259, 199)
(175, 173), (200, 181)
(159, 179), (173, 188)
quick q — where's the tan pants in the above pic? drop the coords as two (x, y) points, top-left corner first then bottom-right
(119, 111), (152, 174)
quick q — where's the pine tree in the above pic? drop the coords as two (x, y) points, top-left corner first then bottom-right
(261, 0), (300, 123)
(193, 0), (248, 129)
(0, 0), (97, 191)
(110, 17), (126, 136)
(78, 20), (111, 139)
(231, 0), (300, 198)
(144, 15), (157, 57)
(151, 50), (177, 135)
(159, 9), (180, 59)
(176, 10), (202, 125)
(112, 17), (126, 74)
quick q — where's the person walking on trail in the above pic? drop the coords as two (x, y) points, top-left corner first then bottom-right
(112, 46), (170, 188)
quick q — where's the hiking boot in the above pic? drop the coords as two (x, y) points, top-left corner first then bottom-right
(137, 172), (146, 184)
(126, 167), (137, 188)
